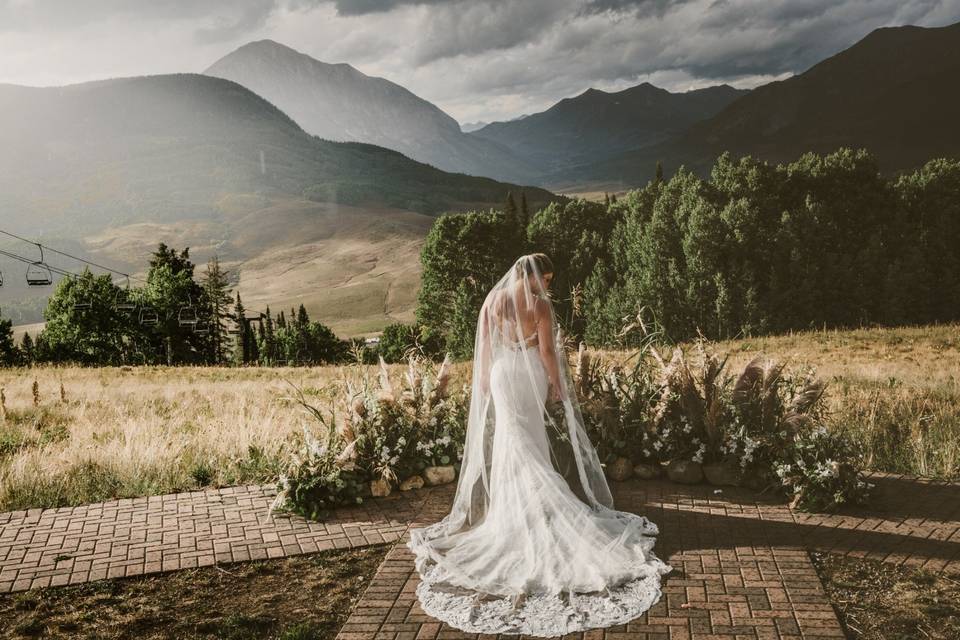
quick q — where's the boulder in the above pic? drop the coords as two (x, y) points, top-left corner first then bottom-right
(607, 456), (634, 481)
(703, 462), (741, 487)
(399, 475), (425, 491)
(424, 465), (456, 486)
(369, 478), (392, 497)
(666, 460), (703, 484)
(633, 463), (661, 480)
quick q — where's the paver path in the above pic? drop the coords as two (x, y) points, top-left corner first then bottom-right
(337, 472), (960, 640)
(0, 484), (431, 592)
(2, 471), (959, 638)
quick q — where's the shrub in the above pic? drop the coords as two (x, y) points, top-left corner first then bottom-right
(775, 425), (873, 512)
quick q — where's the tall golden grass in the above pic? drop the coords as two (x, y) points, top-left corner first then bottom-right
(0, 322), (956, 511)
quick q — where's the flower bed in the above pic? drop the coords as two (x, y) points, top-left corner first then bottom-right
(269, 340), (872, 520)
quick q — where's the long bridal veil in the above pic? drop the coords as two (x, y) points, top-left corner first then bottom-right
(407, 254), (671, 637)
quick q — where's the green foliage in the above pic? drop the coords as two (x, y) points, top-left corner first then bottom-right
(200, 255), (234, 365)
(775, 426), (873, 512)
(579, 150), (960, 344)
(415, 209), (523, 356)
(527, 199), (617, 337)
(40, 269), (130, 365)
(254, 305), (349, 366)
(377, 322), (443, 363)
(0, 310), (16, 366)
(271, 356), (465, 520)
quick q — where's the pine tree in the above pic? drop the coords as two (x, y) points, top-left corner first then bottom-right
(0, 311), (15, 367)
(519, 191), (530, 230)
(262, 306), (276, 365)
(201, 255), (233, 365)
(277, 310), (287, 329)
(20, 333), (34, 365)
(655, 160), (664, 184)
(297, 304), (309, 329)
(231, 292), (248, 365)
(504, 191), (519, 231)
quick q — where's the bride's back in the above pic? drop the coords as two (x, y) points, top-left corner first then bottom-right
(488, 284), (540, 346)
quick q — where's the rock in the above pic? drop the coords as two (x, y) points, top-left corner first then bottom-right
(424, 465), (456, 486)
(369, 478), (392, 497)
(633, 463), (661, 480)
(399, 475), (425, 491)
(666, 460), (704, 484)
(703, 462), (741, 487)
(607, 456), (634, 481)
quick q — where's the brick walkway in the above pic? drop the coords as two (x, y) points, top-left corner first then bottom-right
(2, 472), (959, 638)
(337, 472), (960, 640)
(0, 484), (431, 592)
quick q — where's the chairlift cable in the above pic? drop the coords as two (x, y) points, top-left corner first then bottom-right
(0, 228), (145, 283)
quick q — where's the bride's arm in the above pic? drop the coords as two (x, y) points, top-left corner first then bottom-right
(477, 305), (491, 394)
(535, 298), (566, 401)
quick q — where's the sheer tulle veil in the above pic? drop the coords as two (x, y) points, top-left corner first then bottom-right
(418, 253), (615, 546)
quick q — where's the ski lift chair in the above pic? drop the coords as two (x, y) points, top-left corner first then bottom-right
(139, 306), (159, 326)
(114, 277), (137, 314)
(25, 243), (53, 286)
(178, 296), (198, 327)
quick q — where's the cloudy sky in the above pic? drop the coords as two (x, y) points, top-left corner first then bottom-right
(1, 0), (958, 123)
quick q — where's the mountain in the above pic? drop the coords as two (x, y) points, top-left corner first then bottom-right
(0, 73), (558, 332)
(470, 82), (746, 176)
(205, 40), (537, 183)
(460, 121), (489, 133)
(558, 21), (960, 189)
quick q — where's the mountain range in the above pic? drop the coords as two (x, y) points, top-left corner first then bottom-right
(205, 40), (539, 183)
(551, 21), (960, 188)
(469, 83), (747, 176)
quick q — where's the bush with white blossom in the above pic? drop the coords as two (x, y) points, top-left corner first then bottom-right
(775, 425), (873, 512)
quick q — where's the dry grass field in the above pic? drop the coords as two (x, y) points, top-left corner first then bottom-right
(0, 322), (957, 512)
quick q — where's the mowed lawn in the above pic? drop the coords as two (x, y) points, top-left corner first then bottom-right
(0, 322), (957, 512)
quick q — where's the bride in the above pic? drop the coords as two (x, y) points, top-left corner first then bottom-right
(407, 253), (672, 636)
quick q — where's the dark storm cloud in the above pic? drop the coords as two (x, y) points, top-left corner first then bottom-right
(326, 0), (459, 16)
(2, 0), (959, 122)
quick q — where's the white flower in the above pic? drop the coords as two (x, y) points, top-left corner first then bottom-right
(653, 441), (663, 451)
(643, 449), (651, 457)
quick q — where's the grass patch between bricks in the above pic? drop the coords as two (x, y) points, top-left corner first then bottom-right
(812, 551), (960, 639)
(0, 543), (389, 639)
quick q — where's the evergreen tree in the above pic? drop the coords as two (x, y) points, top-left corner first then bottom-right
(296, 304), (310, 329)
(260, 306), (277, 365)
(654, 160), (664, 184)
(20, 332), (34, 365)
(200, 255), (233, 365)
(0, 311), (16, 367)
(231, 292), (249, 365)
(519, 191), (530, 230)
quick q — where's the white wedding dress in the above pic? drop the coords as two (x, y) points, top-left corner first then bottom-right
(407, 255), (671, 637)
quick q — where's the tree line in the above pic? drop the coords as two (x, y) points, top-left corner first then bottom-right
(407, 148), (960, 358)
(0, 244), (352, 367)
